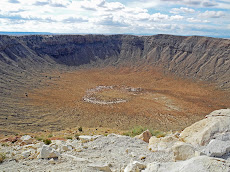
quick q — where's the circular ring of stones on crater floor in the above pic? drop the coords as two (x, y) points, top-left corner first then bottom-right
(82, 85), (142, 105)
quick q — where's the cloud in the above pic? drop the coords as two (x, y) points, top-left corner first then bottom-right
(33, 0), (71, 8)
(161, 0), (219, 7)
(0, 12), (56, 23)
(80, 0), (124, 11)
(170, 15), (184, 20)
(52, 0), (71, 7)
(187, 17), (209, 23)
(161, 0), (201, 6)
(62, 16), (88, 23)
(202, 1), (217, 7)
(185, 0), (200, 5)
(0, 0), (229, 37)
(199, 11), (226, 18)
(8, 0), (20, 3)
(170, 7), (195, 14)
(96, 15), (128, 27)
(34, 1), (49, 6)
(150, 13), (169, 21)
(104, 2), (125, 11)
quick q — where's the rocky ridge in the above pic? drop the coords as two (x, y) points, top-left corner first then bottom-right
(0, 34), (230, 88)
(1, 109), (230, 171)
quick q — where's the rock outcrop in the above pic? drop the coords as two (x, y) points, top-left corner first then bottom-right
(38, 145), (60, 159)
(143, 156), (230, 172)
(180, 109), (230, 146)
(135, 130), (152, 143)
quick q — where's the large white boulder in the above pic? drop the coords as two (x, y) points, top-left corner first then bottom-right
(135, 129), (152, 143)
(143, 156), (230, 172)
(38, 145), (60, 159)
(202, 139), (230, 157)
(148, 135), (179, 152)
(180, 109), (230, 146)
(172, 142), (197, 161)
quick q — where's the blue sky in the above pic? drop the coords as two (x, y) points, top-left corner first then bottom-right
(0, 0), (229, 37)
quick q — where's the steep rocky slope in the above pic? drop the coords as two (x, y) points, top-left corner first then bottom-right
(1, 34), (229, 88)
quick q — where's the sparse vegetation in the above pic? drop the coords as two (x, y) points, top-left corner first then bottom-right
(150, 130), (166, 138)
(0, 153), (6, 163)
(48, 134), (53, 138)
(123, 126), (166, 138)
(43, 139), (52, 145)
(35, 137), (43, 141)
(1, 143), (9, 147)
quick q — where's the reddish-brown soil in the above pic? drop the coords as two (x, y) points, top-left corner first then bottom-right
(23, 67), (230, 132)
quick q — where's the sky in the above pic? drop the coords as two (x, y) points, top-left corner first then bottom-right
(0, 0), (230, 37)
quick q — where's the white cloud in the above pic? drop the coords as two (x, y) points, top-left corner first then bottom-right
(187, 17), (209, 23)
(199, 11), (226, 18)
(170, 7), (195, 14)
(104, 2), (125, 11)
(33, 0), (71, 7)
(170, 15), (184, 20)
(150, 13), (169, 21)
(8, 0), (20, 3)
(202, 1), (217, 7)
(0, 0), (229, 37)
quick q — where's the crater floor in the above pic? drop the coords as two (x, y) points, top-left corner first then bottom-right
(13, 67), (229, 134)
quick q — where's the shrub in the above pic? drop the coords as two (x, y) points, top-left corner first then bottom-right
(78, 127), (83, 132)
(66, 136), (72, 140)
(123, 126), (146, 137)
(35, 137), (43, 141)
(43, 139), (51, 145)
(75, 134), (80, 140)
(1, 143), (9, 147)
(150, 129), (166, 138)
(48, 134), (53, 138)
(123, 126), (166, 138)
(0, 153), (6, 163)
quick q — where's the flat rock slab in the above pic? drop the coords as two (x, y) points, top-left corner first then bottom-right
(202, 139), (230, 157)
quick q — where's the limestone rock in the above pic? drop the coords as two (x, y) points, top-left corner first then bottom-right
(38, 145), (60, 159)
(62, 154), (89, 162)
(172, 142), (196, 161)
(135, 129), (152, 143)
(79, 135), (101, 143)
(202, 139), (230, 157)
(22, 150), (31, 158)
(48, 158), (56, 164)
(20, 135), (33, 145)
(212, 131), (230, 141)
(61, 144), (73, 152)
(124, 161), (146, 172)
(180, 109), (230, 146)
(88, 163), (112, 172)
(143, 156), (230, 172)
(148, 135), (179, 152)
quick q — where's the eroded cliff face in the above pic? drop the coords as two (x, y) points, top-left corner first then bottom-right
(1, 34), (228, 88)
(0, 35), (228, 83)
